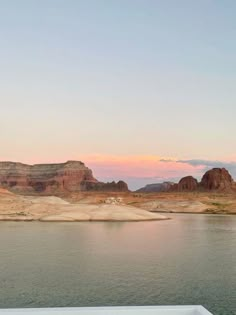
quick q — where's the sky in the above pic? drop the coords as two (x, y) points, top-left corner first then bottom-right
(1, 0), (236, 190)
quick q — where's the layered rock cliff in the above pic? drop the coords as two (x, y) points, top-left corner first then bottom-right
(0, 161), (129, 194)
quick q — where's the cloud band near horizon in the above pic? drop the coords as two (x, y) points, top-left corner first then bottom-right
(79, 155), (236, 190)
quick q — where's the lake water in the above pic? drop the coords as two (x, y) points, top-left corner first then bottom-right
(0, 214), (235, 315)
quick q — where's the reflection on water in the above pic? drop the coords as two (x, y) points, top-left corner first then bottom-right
(0, 214), (235, 315)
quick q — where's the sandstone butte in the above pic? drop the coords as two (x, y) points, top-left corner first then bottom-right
(176, 167), (236, 192)
(0, 160), (128, 194)
(138, 168), (236, 193)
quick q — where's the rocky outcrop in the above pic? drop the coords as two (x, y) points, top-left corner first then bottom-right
(177, 176), (198, 191)
(172, 168), (235, 192)
(136, 182), (175, 193)
(200, 168), (234, 191)
(136, 168), (235, 193)
(0, 161), (129, 194)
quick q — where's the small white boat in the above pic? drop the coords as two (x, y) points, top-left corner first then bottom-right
(0, 305), (213, 314)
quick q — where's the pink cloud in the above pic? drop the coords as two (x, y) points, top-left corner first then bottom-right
(80, 154), (205, 180)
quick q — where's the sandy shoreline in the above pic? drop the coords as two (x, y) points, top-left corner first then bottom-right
(0, 190), (169, 222)
(1, 189), (236, 222)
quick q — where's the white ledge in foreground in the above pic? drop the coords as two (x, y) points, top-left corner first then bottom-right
(0, 305), (213, 314)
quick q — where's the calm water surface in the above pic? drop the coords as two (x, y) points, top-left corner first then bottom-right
(0, 214), (235, 315)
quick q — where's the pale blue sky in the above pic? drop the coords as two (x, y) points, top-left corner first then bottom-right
(1, 1), (236, 187)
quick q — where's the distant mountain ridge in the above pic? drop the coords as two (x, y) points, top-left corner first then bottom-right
(136, 182), (175, 192)
(0, 160), (129, 194)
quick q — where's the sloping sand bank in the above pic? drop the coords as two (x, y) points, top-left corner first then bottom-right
(0, 191), (168, 222)
(39, 204), (168, 221)
(139, 200), (207, 213)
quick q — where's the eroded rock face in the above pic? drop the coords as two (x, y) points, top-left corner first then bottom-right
(200, 168), (234, 191)
(178, 176), (198, 191)
(0, 161), (129, 194)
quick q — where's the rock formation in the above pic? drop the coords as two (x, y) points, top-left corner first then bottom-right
(200, 168), (234, 191)
(177, 176), (198, 191)
(136, 168), (235, 193)
(0, 161), (129, 194)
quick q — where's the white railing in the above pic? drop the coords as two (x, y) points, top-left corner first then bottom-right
(0, 305), (213, 314)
